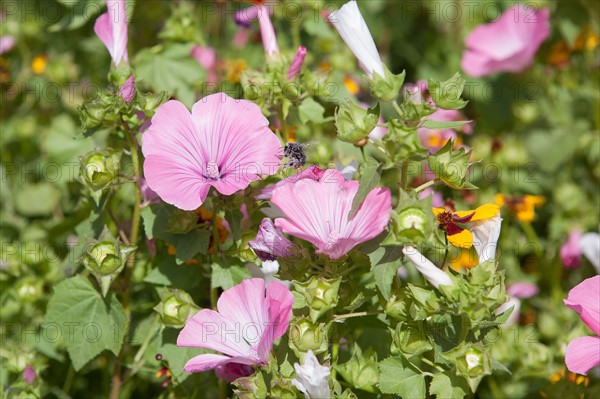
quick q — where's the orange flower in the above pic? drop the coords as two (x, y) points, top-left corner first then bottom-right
(32, 54), (47, 75)
(574, 27), (599, 52)
(343, 75), (360, 96)
(496, 194), (545, 222)
(433, 203), (500, 249)
(449, 248), (479, 271)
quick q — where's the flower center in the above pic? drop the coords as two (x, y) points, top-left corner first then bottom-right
(206, 161), (220, 180)
(436, 211), (453, 228)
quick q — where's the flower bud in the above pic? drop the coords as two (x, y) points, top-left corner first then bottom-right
(79, 149), (121, 192)
(289, 317), (330, 356)
(390, 323), (432, 356)
(270, 378), (297, 399)
(79, 101), (106, 130)
(295, 277), (341, 322)
(248, 218), (294, 261)
(167, 209), (199, 234)
(234, 372), (268, 399)
(336, 346), (379, 393)
(335, 101), (379, 143)
(457, 346), (488, 378)
(15, 277), (43, 303)
(118, 75), (135, 103)
(369, 67), (405, 102)
(385, 292), (411, 321)
(396, 207), (428, 238)
(153, 288), (199, 328)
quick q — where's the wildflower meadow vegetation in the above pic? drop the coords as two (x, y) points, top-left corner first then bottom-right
(1, 0), (600, 398)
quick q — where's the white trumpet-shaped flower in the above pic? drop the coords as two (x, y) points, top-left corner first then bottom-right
(328, 1), (385, 79)
(402, 246), (453, 289)
(470, 215), (502, 263)
(292, 350), (331, 399)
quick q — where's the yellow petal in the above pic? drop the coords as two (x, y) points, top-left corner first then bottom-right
(524, 195), (545, 206)
(432, 207), (446, 217)
(495, 194), (505, 207)
(470, 203), (500, 221)
(447, 229), (473, 249)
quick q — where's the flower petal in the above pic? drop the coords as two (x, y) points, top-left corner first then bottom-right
(183, 353), (232, 373)
(564, 276), (600, 335)
(93, 0), (128, 65)
(565, 336), (600, 375)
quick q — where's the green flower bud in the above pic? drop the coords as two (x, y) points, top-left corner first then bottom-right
(335, 346), (379, 393)
(289, 317), (330, 356)
(79, 102), (106, 130)
(369, 67), (405, 102)
(335, 101), (379, 143)
(142, 91), (169, 115)
(81, 227), (135, 296)
(396, 207), (428, 240)
(153, 288), (199, 328)
(167, 208), (199, 234)
(80, 149), (121, 192)
(390, 323), (432, 356)
(270, 378), (297, 399)
(295, 277), (341, 322)
(427, 140), (477, 190)
(234, 372), (268, 399)
(15, 277), (43, 303)
(456, 346), (489, 379)
(385, 292), (411, 321)
(108, 63), (134, 87)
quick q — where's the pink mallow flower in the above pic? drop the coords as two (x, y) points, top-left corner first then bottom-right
(257, 165), (326, 201)
(288, 46), (307, 80)
(271, 169), (391, 260)
(142, 93), (282, 211)
(257, 5), (279, 59)
(564, 275), (600, 375)
(561, 229), (583, 269)
(191, 45), (218, 84)
(0, 35), (15, 55)
(177, 278), (294, 381)
(461, 4), (550, 77)
(94, 0), (129, 65)
(249, 218), (295, 261)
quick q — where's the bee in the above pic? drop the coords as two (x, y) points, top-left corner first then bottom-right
(282, 142), (310, 169)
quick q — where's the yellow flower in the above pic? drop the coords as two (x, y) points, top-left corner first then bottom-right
(343, 75), (360, 96)
(32, 54), (47, 75)
(449, 248), (479, 271)
(225, 59), (247, 83)
(496, 194), (545, 222)
(433, 203), (500, 249)
(574, 27), (599, 52)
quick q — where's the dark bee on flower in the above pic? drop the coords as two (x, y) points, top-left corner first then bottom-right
(283, 142), (307, 169)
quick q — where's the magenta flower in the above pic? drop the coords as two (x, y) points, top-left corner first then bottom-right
(234, 5), (262, 28)
(142, 93), (282, 211)
(461, 4), (550, 77)
(288, 46), (307, 80)
(564, 276), (600, 375)
(94, 0), (129, 65)
(257, 5), (279, 59)
(177, 278), (294, 381)
(271, 169), (392, 259)
(561, 229), (583, 269)
(249, 218), (295, 261)
(257, 165), (326, 201)
(22, 365), (37, 385)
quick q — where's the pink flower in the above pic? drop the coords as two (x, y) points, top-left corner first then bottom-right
(561, 229), (583, 269)
(249, 218), (295, 261)
(118, 75), (135, 103)
(191, 45), (218, 83)
(233, 29), (250, 49)
(257, 5), (279, 59)
(22, 365), (37, 385)
(418, 187), (443, 208)
(288, 46), (307, 80)
(271, 169), (391, 259)
(234, 5), (262, 28)
(461, 4), (550, 77)
(257, 165), (326, 201)
(177, 278), (294, 381)
(94, 0), (129, 65)
(0, 35), (15, 55)
(564, 276), (600, 375)
(418, 108), (473, 153)
(140, 177), (160, 205)
(142, 93), (282, 211)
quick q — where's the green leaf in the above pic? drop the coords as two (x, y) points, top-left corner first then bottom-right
(141, 206), (158, 240)
(298, 97), (326, 125)
(155, 328), (208, 382)
(135, 43), (205, 107)
(430, 372), (469, 399)
(349, 157), (383, 219)
(143, 256), (204, 290)
(368, 246), (402, 300)
(15, 183), (60, 217)
(378, 357), (426, 397)
(175, 229), (211, 264)
(43, 275), (127, 371)
(421, 119), (471, 130)
(225, 209), (243, 242)
(428, 73), (469, 110)
(211, 263), (251, 290)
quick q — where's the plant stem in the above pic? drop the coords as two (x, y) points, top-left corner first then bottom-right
(333, 311), (382, 321)
(414, 179), (437, 194)
(110, 126), (143, 399)
(400, 160), (410, 191)
(126, 315), (161, 380)
(392, 101), (403, 118)
(330, 325), (339, 380)
(278, 103), (288, 142)
(441, 235), (449, 268)
(210, 201), (226, 399)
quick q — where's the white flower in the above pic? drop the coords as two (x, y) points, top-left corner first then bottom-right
(292, 350), (331, 399)
(402, 246), (453, 289)
(579, 232), (600, 273)
(247, 260), (290, 287)
(328, 1), (385, 79)
(470, 215), (502, 263)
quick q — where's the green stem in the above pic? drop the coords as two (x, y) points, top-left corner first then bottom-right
(333, 311), (382, 321)
(210, 201), (226, 399)
(110, 126), (142, 399)
(519, 221), (542, 256)
(421, 357), (444, 373)
(441, 235), (449, 268)
(400, 161), (410, 191)
(62, 365), (74, 394)
(330, 326), (339, 381)
(414, 179), (437, 194)
(278, 103), (288, 142)
(392, 101), (403, 118)
(126, 315), (161, 379)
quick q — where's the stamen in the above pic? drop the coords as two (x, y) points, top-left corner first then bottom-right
(206, 161), (220, 180)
